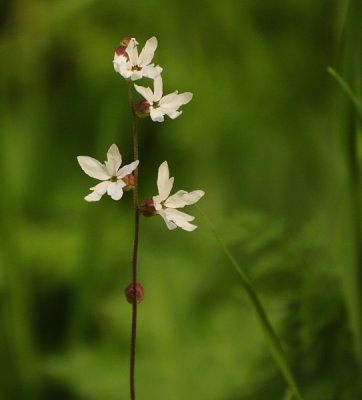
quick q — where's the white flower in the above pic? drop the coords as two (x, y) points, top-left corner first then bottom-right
(77, 144), (139, 202)
(134, 76), (193, 122)
(113, 37), (162, 81)
(153, 161), (204, 231)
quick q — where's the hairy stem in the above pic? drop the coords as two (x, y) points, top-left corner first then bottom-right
(128, 81), (140, 400)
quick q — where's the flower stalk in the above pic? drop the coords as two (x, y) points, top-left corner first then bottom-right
(128, 80), (140, 400)
(78, 36), (200, 400)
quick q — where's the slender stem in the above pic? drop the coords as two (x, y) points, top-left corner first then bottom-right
(327, 67), (362, 116)
(196, 205), (304, 400)
(127, 81), (140, 400)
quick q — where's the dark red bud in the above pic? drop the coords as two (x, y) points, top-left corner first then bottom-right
(115, 45), (127, 58)
(125, 283), (144, 304)
(120, 37), (132, 46)
(122, 174), (135, 190)
(114, 37), (132, 59)
(139, 198), (156, 217)
(135, 100), (151, 118)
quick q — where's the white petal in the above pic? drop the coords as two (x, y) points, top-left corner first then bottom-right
(117, 160), (139, 178)
(84, 181), (110, 202)
(134, 84), (154, 103)
(152, 195), (163, 211)
(158, 209), (177, 230)
(113, 61), (119, 73)
(159, 107), (182, 120)
(77, 156), (110, 180)
(142, 64), (163, 79)
(157, 91), (193, 120)
(85, 192), (103, 202)
(138, 36), (158, 66)
(90, 180), (110, 193)
(126, 39), (139, 65)
(157, 161), (174, 201)
(164, 208), (197, 231)
(175, 92), (193, 106)
(165, 190), (205, 208)
(105, 144), (122, 176)
(150, 108), (165, 122)
(153, 76), (163, 102)
(164, 208), (195, 221)
(178, 221), (197, 231)
(130, 71), (143, 81)
(113, 56), (128, 73)
(118, 63), (133, 79)
(107, 181), (126, 200)
(159, 92), (193, 109)
(159, 92), (179, 108)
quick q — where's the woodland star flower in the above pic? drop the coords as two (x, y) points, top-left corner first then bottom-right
(77, 144), (139, 202)
(113, 36), (162, 81)
(152, 161), (204, 231)
(134, 76), (193, 122)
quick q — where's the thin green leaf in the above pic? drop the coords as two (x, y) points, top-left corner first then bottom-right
(197, 205), (304, 400)
(327, 67), (362, 116)
(283, 389), (294, 400)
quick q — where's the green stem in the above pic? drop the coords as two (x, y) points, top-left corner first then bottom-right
(283, 390), (294, 400)
(327, 67), (362, 116)
(196, 205), (303, 400)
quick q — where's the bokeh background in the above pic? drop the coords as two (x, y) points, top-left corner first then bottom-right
(1, 0), (361, 399)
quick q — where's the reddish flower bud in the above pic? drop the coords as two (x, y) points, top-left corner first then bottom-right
(125, 283), (144, 304)
(122, 173), (135, 191)
(114, 37), (132, 59)
(120, 37), (132, 46)
(114, 45), (127, 58)
(139, 197), (156, 217)
(135, 100), (151, 118)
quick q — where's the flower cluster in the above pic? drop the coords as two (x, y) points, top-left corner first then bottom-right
(113, 36), (192, 123)
(77, 36), (204, 231)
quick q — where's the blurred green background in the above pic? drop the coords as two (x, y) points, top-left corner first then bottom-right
(1, 0), (361, 399)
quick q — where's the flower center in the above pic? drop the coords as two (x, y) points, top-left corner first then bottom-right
(110, 176), (118, 182)
(153, 101), (160, 108)
(131, 65), (142, 71)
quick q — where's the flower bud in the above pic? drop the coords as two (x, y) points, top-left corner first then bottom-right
(114, 37), (132, 59)
(125, 283), (144, 304)
(135, 100), (151, 118)
(122, 173), (135, 191)
(120, 37), (132, 46)
(139, 198), (156, 217)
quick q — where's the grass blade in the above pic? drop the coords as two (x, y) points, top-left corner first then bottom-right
(197, 205), (303, 400)
(327, 67), (362, 116)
